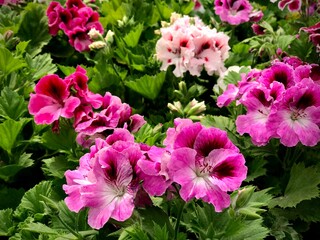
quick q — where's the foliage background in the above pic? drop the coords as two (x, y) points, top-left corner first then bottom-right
(0, 0), (319, 239)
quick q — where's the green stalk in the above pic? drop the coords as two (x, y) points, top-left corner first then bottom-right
(174, 200), (186, 240)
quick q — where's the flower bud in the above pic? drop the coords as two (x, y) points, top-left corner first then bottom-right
(104, 30), (115, 44)
(89, 41), (107, 50)
(185, 99), (206, 116)
(4, 30), (14, 41)
(168, 101), (184, 115)
(88, 28), (102, 40)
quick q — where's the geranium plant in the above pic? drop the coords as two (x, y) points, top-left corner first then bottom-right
(0, 0), (319, 239)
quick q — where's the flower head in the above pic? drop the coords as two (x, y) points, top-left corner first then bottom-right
(28, 74), (80, 124)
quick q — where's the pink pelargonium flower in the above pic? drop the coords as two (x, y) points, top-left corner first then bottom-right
(82, 148), (137, 229)
(236, 83), (285, 146)
(168, 147), (247, 212)
(267, 79), (320, 147)
(64, 130), (143, 229)
(28, 74), (80, 125)
(137, 146), (172, 196)
(258, 62), (296, 89)
(164, 118), (239, 157)
(0, 0), (19, 6)
(214, 0), (253, 25)
(46, 1), (71, 36)
(65, 66), (103, 109)
(278, 0), (302, 12)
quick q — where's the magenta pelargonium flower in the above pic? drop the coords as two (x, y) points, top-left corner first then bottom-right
(46, 0), (104, 52)
(267, 79), (320, 147)
(218, 56), (320, 147)
(164, 119), (247, 211)
(28, 74), (80, 125)
(278, 0), (302, 12)
(214, 0), (253, 25)
(63, 129), (144, 229)
(169, 148), (246, 211)
(137, 145), (172, 196)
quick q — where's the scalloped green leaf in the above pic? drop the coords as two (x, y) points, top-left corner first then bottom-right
(0, 47), (26, 78)
(0, 119), (26, 154)
(270, 162), (320, 208)
(125, 71), (166, 100)
(0, 87), (27, 120)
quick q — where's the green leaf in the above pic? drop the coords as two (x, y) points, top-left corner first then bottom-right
(41, 123), (77, 151)
(270, 162), (320, 208)
(0, 6), (20, 33)
(0, 47), (26, 77)
(26, 53), (57, 81)
(17, 3), (51, 56)
(0, 153), (34, 182)
(152, 223), (169, 240)
(123, 23), (144, 48)
(0, 87), (27, 120)
(200, 115), (236, 132)
(0, 119), (26, 153)
(0, 209), (14, 236)
(277, 35), (295, 51)
(272, 198), (320, 223)
(51, 201), (92, 233)
(231, 186), (273, 220)
(245, 157), (267, 182)
(15, 181), (52, 216)
(154, 0), (173, 20)
(137, 206), (173, 236)
(42, 156), (75, 179)
(22, 222), (58, 235)
(89, 63), (123, 92)
(57, 65), (76, 76)
(15, 41), (30, 56)
(223, 218), (269, 240)
(134, 123), (164, 146)
(100, 1), (131, 27)
(125, 72), (166, 100)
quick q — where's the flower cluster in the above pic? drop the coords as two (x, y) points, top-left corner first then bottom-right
(28, 66), (145, 147)
(301, 22), (320, 54)
(213, 0), (263, 25)
(0, 0), (18, 5)
(63, 119), (247, 229)
(46, 0), (104, 52)
(155, 13), (230, 77)
(217, 56), (320, 147)
(164, 118), (247, 211)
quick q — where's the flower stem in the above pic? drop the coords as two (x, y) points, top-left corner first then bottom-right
(174, 199), (186, 240)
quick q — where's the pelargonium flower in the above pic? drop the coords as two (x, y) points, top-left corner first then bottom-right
(301, 22), (320, 54)
(236, 83), (285, 146)
(65, 66), (103, 109)
(156, 14), (230, 77)
(164, 119), (247, 211)
(258, 62), (296, 89)
(28, 74), (80, 125)
(0, 0), (19, 5)
(46, 0), (104, 52)
(74, 92), (146, 146)
(278, 0), (302, 12)
(63, 129), (144, 229)
(214, 0), (253, 25)
(137, 146), (172, 196)
(82, 148), (137, 229)
(267, 79), (320, 147)
(156, 26), (195, 77)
